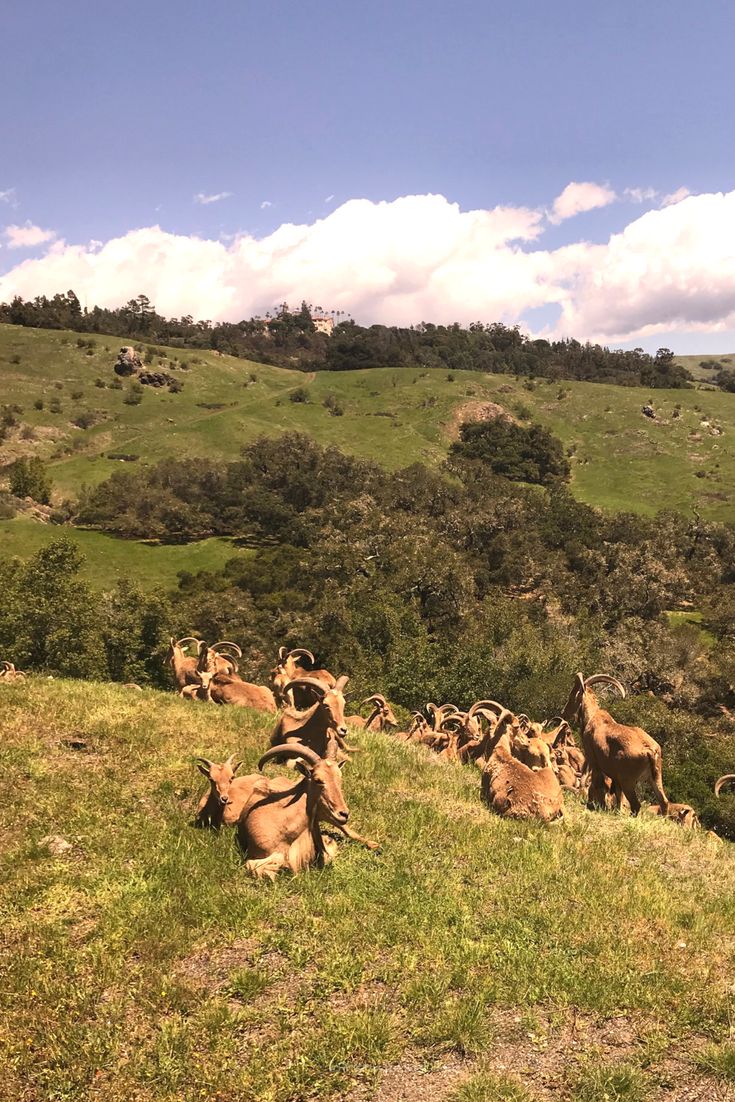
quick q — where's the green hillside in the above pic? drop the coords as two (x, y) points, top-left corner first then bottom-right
(4, 323), (735, 588)
(2, 678), (735, 1101)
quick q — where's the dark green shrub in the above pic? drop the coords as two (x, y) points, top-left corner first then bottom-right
(10, 457), (52, 504)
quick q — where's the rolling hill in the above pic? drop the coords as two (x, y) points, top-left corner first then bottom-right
(3, 322), (735, 587)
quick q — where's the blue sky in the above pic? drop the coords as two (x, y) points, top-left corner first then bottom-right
(2, 0), (735, 352)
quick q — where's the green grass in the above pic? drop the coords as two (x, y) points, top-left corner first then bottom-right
(674, 351), (735, 382)
(2, 679), (735, 1100)
(0, 517), (243, 589)
(5, 324), (735, 523)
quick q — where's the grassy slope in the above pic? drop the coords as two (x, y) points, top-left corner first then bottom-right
(2, 679), (735, 1101)
(674, 351), (735, 382)
(0, 518), (243, 590)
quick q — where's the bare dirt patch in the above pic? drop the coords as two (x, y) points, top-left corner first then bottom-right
(341, 1007), (728, 1102)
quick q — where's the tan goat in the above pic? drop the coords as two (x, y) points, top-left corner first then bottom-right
(355, 694), (398, 732)
(481, 709), (564, 822)
(0, 661), (26, 682)
(646, 801), (700, 829)
(562, 673), (668, 816)
(163, 637), (204, 690)
(202, 672), (277, 712)
(269, 648), (336, 708)
(237, 743), (373, 879)
(269, 675), (354, 756)
(195, 754), (249, 828)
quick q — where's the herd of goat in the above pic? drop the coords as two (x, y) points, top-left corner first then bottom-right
(3, 639), (734, 878)
(158, 638), (735, 877)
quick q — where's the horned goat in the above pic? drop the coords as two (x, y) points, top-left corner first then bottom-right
(480, 708), (564, 822)
(0, 661), (26, 682)
(163, 637), (204, 690)
(269, 647), (336, 708)
(237, 742), (377, 879)
(562, 673), (668, 815)
(269, 675), (355, 756)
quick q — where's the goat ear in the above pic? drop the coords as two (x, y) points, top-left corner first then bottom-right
(197, 763), (211, 778)
(294, 761), (311, 777)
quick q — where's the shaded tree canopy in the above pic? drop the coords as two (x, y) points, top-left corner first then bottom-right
(449, 418), (571, 485)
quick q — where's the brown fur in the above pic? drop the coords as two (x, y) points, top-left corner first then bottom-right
(562, 673), (668, 816)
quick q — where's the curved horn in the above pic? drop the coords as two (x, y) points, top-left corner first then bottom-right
(282, 677), (328, 697)
(196, 757), (214, 769)
(335, 675), (349, 691)
(175, 636), (201, 650)
(362, 694), (386, 706)
(259, 744), (322, 770)
(584, 674), (626, 698)
(467, 699), (501, 719)
(288, 648), (315, 665)
(437, 704), (459, 718)
(426, 703), (439, 718)
(211, 641), (243, 657)
(474, 707), (501, 724)
(0, 661), (13, 671)
(441, 712), (466, 728)
(715, 774), (735, 797)
(278, 646), (288, 661)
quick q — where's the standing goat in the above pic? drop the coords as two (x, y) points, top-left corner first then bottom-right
(561, 673), (668, 815)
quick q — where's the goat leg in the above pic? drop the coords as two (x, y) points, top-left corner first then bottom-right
(335, 823), (380, 850)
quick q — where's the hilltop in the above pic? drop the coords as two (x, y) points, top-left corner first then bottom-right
(2, 677), (735, 1102)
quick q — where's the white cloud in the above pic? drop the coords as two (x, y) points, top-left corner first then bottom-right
(624, 187), (658, 204)
(193, 191), (232, 205)
(0, 188), (17, 205)
(325, 195), (334, 203)
(2, 188), (735, 345)
(661, 187), (691, 207)
(4, 222), (56, 249)
(548, 181), (616, 225)
(260, 201), (272, 209)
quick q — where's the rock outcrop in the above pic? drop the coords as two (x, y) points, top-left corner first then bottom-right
(113, 347), (174, 387)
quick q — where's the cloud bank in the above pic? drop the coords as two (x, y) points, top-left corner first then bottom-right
(2, 186), (735, 343)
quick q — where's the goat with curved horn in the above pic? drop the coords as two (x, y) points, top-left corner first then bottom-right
(163, 636), (205, 690)
(562, 671), (665, 815)
(211, 641), (243, 657)
(270, 676), (357, 756)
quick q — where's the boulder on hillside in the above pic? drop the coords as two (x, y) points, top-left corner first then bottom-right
(114, 347), (143, 376)
(138, 370), (174, 388)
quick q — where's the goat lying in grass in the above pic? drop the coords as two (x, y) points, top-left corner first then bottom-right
(194, 754), (262, 829)
(270, 675), (356, 755)
(480, 708), (564, 822)
(269, 648), (336, 707)
(0, 661), (26, 682)
(237, 742), (377, 879)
